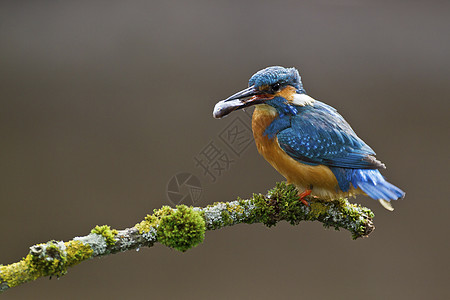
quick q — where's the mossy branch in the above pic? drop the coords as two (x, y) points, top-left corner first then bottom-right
(0, 183), (374, 293)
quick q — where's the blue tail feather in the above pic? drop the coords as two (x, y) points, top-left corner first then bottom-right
(331, 168), (405, 202)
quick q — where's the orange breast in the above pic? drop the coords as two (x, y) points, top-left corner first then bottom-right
(252, 105), (355, 200)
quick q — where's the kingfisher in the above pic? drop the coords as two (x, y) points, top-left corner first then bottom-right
(213, 66), (405, 210)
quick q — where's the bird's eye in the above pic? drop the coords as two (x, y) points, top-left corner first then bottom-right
(271, 83), (281, 92)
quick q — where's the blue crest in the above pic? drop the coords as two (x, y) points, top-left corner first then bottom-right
(248, 66), (305, 93)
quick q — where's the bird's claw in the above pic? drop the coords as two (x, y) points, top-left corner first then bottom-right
(300, 198), (310, 206)
(298, 189), (312, 206)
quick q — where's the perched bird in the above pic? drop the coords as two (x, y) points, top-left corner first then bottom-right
(213, 66), (405, 210)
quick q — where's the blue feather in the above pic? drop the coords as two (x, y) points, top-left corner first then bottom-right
(331, 168), (405, 201)
(263, 97), (404, 202)
(242, 66), (405, 205)
(249, 66), (306, 93)
(276, 100), (381, 169)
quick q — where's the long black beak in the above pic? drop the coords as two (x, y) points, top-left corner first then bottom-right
(213, 85), (269, 119)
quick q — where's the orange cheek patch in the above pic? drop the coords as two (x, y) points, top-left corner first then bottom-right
(275, 86), (296, 101)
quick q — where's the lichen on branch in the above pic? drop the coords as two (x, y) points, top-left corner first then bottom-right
(0, 182), (374, 293)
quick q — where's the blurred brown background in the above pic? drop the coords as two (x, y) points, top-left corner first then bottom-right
(1, 1), (449, 299)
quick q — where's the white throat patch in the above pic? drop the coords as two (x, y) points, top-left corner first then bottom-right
(292, 94), (315, 106)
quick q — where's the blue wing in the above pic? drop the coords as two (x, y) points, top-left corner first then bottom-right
(275, 101), (384, 169)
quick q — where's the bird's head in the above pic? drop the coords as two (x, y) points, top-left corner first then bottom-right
(213, 66), (314, 118)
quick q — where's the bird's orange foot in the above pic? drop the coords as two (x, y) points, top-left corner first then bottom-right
(298, 189), (312, 206)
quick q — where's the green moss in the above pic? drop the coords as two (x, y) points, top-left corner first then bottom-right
(0, 240), (94, 290)
(361, 206), (375, 219)
(29, 241), (67, 278)
(251, 192), (278, 226)
(251, 182), (308, 226)
(0, 261), (33, 290)
(157, 205), (206, 252)
(340, 201), (361, 220)
(227, 203), (244, 214)
(135, 205), (206, 251)
(0, 183), (376, 293)
(65, 241), (93, 266)
(16, 241), (69, 281)
(220, 209), (233, 226)
(246, 182), (374, 239)
(0, 260), (30, 289)
(309, 201), (329, 219)
(337, 200), (375, 239)
(90, 225), (117, 246)
(135, 214), (159, 234)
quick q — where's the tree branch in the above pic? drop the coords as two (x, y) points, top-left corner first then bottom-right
(0, 183), (374, 293)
